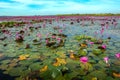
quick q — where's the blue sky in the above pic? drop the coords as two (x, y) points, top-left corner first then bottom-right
(0, 0), (120, 16)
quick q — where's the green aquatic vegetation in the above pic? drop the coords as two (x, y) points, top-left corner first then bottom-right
(18, 59), (35, 67)
(78, 49), (88, 56)
(98, 61), (107, 68)
(20, 69), (32, 78)
(80, 63), (93, 72)
(40, 65), (78, 80)
(82, 70), (108, 80)
(0, 64), (8, 70)
(92, 49), (102, 55)
(29, 62), (41, 71)
(0, 59), (10, 64)
(99, 53), (108, 58)
(40, 65), (62, 79)
(89, 59), (97, 64)
(7, 67), (27, 77)
(74, 35), (97, 41)
(8, 62), (18, 68)
(111, 59), (120, 66)
(0, 16), (120, 80)
(55, 51), (66, 58)
(89, 70), (107, 80)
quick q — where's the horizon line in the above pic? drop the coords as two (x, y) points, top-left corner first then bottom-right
(0, 13), (120, 16)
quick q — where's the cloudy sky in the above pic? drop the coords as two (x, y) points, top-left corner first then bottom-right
(0, 0), (120, 16)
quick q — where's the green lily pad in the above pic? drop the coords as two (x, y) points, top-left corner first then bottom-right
(92, 49), (102, 55)
(80, 63), (93, 72)
(88, 70), (107, 80)
(0, 64), (8, 70)
(0, 59), (10, 64)
(78, 49), (87, 56)
(89, 59), (97, 64)
(40, 65), (62, 80)
(7, 67), (27, 77)
(19, 60), (34, 67)
(29, 62), (41, 71)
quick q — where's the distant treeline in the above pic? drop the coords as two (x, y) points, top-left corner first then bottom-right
(57, 13), (120, 16)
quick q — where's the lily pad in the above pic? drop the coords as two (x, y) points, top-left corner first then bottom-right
(0, 64), (8, 70)
(29, 62), (41, 71)
(7, 67), (27, 77)
(80, 63), (93, 72)
(78, 49), (87, 56)
(92, 49), (102, 55)
(88, 70), (107, 80)
(0, 59), (10, 64)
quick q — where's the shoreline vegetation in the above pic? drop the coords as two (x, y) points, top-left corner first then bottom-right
(0, 13), (120, 17)
(57, 13), (120, 16)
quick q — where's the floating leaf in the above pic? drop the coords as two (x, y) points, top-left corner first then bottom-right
(88, 70), (107, 80)
(91, 77), (97, 80)
(92, 49), (102, 55)
(113, 72), (120, 78)
(80, 43), (87, 48)
(29, 62), (41, 71)
(53, 58), (66, 66)
(78, 49), (87, 56)
(69, 53), (75, 59)
(80, 63), (93, 71)
(18, 54), (29, 60)
(40, 65), (48, 72)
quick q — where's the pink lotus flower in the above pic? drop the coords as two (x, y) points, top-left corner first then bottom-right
(89, 42), (94, 45)
(51, 35), (56, 39)
(59, 30), (62, 33)
(24, 27), (28, 31)
(56, 37), (61, 42)
(46, 33), (49, 37)
(115, 53), (120, 59)
(80, 56), (88, 64)
(106, 24), (109, 29)
(100, 28), (104, 34)
(42, 21), (46, 28)
(45, 39), (49, 44)
(104, 57), (109, 63)
(102, 44), (107, 49)
(36, 33), (42, 38)
(113, 22), (118, 28)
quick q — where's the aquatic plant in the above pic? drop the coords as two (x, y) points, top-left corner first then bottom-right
(69, 50), (76, 59)
(0, 16), (120, 79)
(92, 49), (102, 55)
(59, 29), (63, 33)
(36, 33), (42, 40)
(18, 54), (29, 60)
(115, 53), (120, 59)
(15, 33), (24, 42)
(78, 49), (87, 56)
(80, 56), (88, 64)
(80, 56), (93, 71)
(101, 44), (107, 49)
(89, 42), (94, 45)
(53, 58), (66, 66)
(113, 72), (120, 78)
(74, 35), (94, 41)
(104, 57), (109, 64)
(40, 65), (48, 72)
(103, 57), (110, 67)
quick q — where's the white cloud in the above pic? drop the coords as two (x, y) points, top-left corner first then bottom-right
(0, 2), (27, 10)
